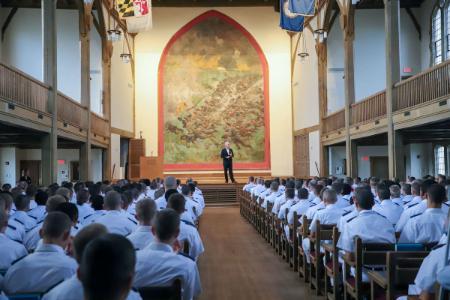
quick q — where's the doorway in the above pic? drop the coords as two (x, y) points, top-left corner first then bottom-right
(19, 160), (41, 186)
(70, 161), (80, 181)
(370, 156), (389, 179)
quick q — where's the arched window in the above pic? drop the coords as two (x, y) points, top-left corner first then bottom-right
(432, 7), (443, 65)
(435, 145), (446, 175)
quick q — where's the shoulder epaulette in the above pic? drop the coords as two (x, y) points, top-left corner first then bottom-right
(178, 252), (195, 261)
(7, 224), (17, 230)
(443, 202), (449, 207)
(375, 212), (387, 219)
(13, 218), (24, 225)
(347, 216), (357, 223)
(127, 217), (138, 225)
(181, 219), (196, 228)
(74, 225), (79, 230)
(408, 203), (419, 208)
(37, 219), (44, 225)
(11, 254), (27, 266)
(393, 202), (400, 206)
(410, 212), (423, 219)
(309, 203), (317, 207)
(317, 208), (325, 211)
(83, 214), (93, 220)
(28, 215), (37, 220)
(342, 210), (352, 217)
(432, 243), (446, 251)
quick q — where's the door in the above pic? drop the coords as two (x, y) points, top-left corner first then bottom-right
(370, 156), (389, 179)
(129, 139), (146, 179)
(19, 160), (41, 185)
(71, 161), (80, 181)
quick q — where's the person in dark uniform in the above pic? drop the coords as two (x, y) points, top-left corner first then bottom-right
(220, 141), (236, 184)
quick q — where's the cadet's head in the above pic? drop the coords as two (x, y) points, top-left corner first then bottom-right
(26, 185), (37, 199)
(354, 187), (375, 211)
(79, 234), (135, 300)
(298, 188), (309, 200)
(0, 192), (13, 213)
(411, 181), (421, 196)
(91, 195), (104, 211)
(181, 185), (191, 196)
(55, 202), (79, 225)
(121, 190), (134, 210)
(270, 181), (279, 192)
(313, 184), (324, 196)
(167, 193), (186, 215)
(249, 176), (255, 183)
(331, 182), (343, 195)
(35, 190), (49, 206)
(76, 189), (90, 206)
(323, 189), (338, 204)
(2, 183), (11, 192)
(390, 185), (401, 198)
(264, 180), (271, 188)
(14, 194), (30, 211)
(73, 223), (108, 264)
(40, 212), (72, 247)
(377, 184), (391, 201)
(401, 183), (411, 195)
(55, 187), (71, 201)
(0, 209), (7, 233)
(152, 209), (180, 244)
(285, 187), (295, 199)
(421, 179), (437, 198)
(135, 198), (157, 226)
(46, 195), (67, 213)
(427, 184), (447, 206)
(370, 177), (379, 187)
(164, 176), (177, 190)
(104, 191), (122, 211)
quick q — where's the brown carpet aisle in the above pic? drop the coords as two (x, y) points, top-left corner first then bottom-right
(197, 206), (321, 300)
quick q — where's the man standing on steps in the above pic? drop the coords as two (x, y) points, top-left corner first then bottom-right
(220, 141), (236, 184)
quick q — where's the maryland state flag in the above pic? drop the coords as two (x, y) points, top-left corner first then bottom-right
(280, 0), (304, 32)
(117, 0), (149, 18)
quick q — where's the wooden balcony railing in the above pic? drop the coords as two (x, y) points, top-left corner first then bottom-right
(322, 108), (345, 134)
(0, 62), (49, 112)
(351, 91), (386, 125)
(394, 60), (450, 111)
(91, 113), (109, 138)
(57, 92), (88, 129)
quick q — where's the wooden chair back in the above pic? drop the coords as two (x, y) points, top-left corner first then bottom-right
(138, 279), (182, 300)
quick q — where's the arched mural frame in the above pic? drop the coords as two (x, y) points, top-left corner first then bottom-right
(158, 10), (270, 171)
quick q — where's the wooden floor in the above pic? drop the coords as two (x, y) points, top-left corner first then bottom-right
(197, 206), (322, 300)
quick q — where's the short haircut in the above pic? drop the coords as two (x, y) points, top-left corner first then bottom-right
(390, 185), (401, 198)
(342, 183), (352, 196)
(77, 189), (90, 205)
(91, 195), (104, 211)
(46, 195), (67, 212)
(428, 184), (447, 205)
(80, 234), (135, 300)
(135, 199), (157, 223)
(181, 185), (190, 196)
(88, 184), (101, 197)
(0, 192), (13, 212)
(167, 193), (186, 214)
(26, 185), (37, 198)
(73, 224), (108, 263)
(264, 180), (272, 188)
(401, 183), (411, 195)
(187, 182), (196, 194)
(14, 194), (30, 211)
(55, 187), (71, 201)
(323, 189), (338, 203)
(331, 182), (343, 194)
(285, 187), (295, 199)
(2, 183), (11, 192)
(104, 191), (122, 210)
(421, 179), (437, 195)
(164, 176), (177, 190)
(354, 187), (375, 210)
(0, 209), (7, 230)
(270, 181), (279, 191)
(55, 202), (79, 223)
(377, 184), (391, 200)
(74, 182), (86, 193)
(298, 188), (309, 199)
(35, 190), (49, 206)
(314, 184), (324, 195)
(42, 212), (72, 239)
(249, 176), (255, 182)
(411, 181), (421, 195)
(152, 209), (180, 242)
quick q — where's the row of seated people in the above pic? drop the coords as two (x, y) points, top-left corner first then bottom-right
(0, 176), (205, 300)
(240, 175), (450, 300)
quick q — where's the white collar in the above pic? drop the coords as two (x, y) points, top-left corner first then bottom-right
(35, 243), (65, 254)
(424, 208), (444, 214)
(136, 225), (152, 232)
(146, 242), (173, 253)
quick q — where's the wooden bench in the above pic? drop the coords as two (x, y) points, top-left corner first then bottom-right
(287, 212), (299, 271)
(323, 226), (341, 300)
(298, 215), (312, 282)
(138, 279), (182, 300)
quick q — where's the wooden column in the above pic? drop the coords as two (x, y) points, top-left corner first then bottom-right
(384, 0), (402, 179)
(317, 41), (328, 177)
(79, 2), (93, 181)
(41, 0), (58, 185)
(340, 5), (356, 177)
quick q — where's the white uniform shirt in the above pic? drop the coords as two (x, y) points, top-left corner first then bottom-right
(271, 194), (286, 214)
(155, 196), (167, 210)
(183, 197), (199, 221)
(23, 221), (43, 252)
(134, 242), (202, 300)
(310, 196), (321, 205)
(287, 199), (312, 224)
(127, 225), (154, 250)
(401, 194), (415, 206)
(395, 199), (427, 232)
(94, 210), (137, 236)
(81, 210), (105, 225)
(338, 206), (357, 232)
(251, 184), (266, 198)
(5, 219), (26, 243)
(414, 243), (449, 293)
(10, 211), (37, 231)
(337, 210), (396, 253)
(399, 208), (447, 244)
(76, 203), (94, 223)
(335, 195), (351, 208)
(27, 205), (46, 223)
(278, 198), (296, 220)
(309, 204), (343, 233)
(179, 221), (204, 260)
(261, 191), (282, 209)
(243, 182), (256, 192)
(42, 275), (142, 300)
(3, 243), (77, 294)
(391, 197), (403, 206)
(0, 233), (28, 269)
(304, 202), (326, 221)
(373, 199), (403, 226)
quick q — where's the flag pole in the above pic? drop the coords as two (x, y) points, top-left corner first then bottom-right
(289, 31), (301, 177)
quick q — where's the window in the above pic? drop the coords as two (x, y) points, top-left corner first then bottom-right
(432, 8), (443, 65)
(431, 0), (450, 65)
(447, 4), (450, 59)
(435, 145), (446, 175)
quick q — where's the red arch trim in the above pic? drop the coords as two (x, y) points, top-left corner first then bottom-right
(158, 10), (270, 171)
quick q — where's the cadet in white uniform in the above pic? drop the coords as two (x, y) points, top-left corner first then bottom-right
(75, 189), (94, 223)
(243, 176), (256, 192)
(81, 195), (105, 225)
(0, 193), (26, 243)
(272, 181), (296, 214)
(261, 182), (282, 209)
(95, 191), (136, 236)
(278, 187), (297, 220)
(27, 190), (48, 223)
(399, 184), (447, 244)
(167, 194), (204, 260)
(372, 184), (403, 226)
(134, 209), (202, 300)
(181, 185), (201, 221)
(332, 183), (351, 208)
(0, 210), (27, 270)
(400, 183), (414, 206)
(9, 195), (37, 232)
(127, 199), (156, 251)
(3, 212), (77, 295)
(389, 185), (403, 206)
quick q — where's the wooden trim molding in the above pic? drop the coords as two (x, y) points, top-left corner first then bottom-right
(111, 127), (134, 138)
(294, 124), (320, 136)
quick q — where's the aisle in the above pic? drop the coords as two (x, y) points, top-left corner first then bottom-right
(197, 206), (321, 300)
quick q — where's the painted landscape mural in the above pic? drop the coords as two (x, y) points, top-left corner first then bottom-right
(159, 11), (269, 169)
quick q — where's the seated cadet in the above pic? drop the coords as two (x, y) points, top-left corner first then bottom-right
(337, 188), (396, 281)
(167, 193), (204, 260)
(257, 180), (272, 204)
(404, 181), (423, 209)
(191, 181), (205, 209)
(287, 187), (312, 225)
(251, 178), (266, 199)
(155, 177), (179, 210)
(400, 183), (414, 206)
(10, 194), (37, 231)
(127, 199), (157, 251)
(261, 181), (282, 209)
(332, 182), (351, 208)
(303, 185), (327, 222)
(133, 209), (202, 300)
(81, 195), (105, 225)
(0, 193), (26, 243)
(272, 180), (295, 214)
(396, 179), (436, 234)
(342, 183), (352, 203)
(389, 184), (403, 206)
(243, 176), (256, 192)
(23, 195), (67, 251)
(76, 189), (94, 223)
(0, 210), (28, 270)
(302, 189), (343, 263)
(27, 190), (48, 223)
(95, 191), (136, 236)
(55, 202), (80, 238)
(278, 186), (297, 220)
(373, 184), (403, 226)
(399, 184), (447, 244)
(80, 234), (137, 300)
(54, 187), (72, 202)
(25, 185), (38, 210)
(3, 212), (77, 295)
(121, 190), (138, 225)
(72, 182), (86, 204)
(369, 177), (380, 201)
(181, 185), (200, 222)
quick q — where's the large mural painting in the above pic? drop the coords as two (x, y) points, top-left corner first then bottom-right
(158, 10), (270, 170)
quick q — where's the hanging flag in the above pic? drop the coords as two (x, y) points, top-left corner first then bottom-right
(117, 0), (152, 33)
(279, 0), (304, 32)
(288, 0), (316, 16)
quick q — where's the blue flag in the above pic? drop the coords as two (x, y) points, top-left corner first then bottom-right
(279, 0), (304, 32)
(289, 0), (316, 16)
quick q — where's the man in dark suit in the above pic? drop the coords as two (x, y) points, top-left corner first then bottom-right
(220, 141), (236, 184)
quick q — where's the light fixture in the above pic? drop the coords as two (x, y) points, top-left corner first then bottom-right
(107, 29), (122, 42)
(120, 38), (131, 63)
(83, 0), (94, 3)
(298, 33), (309, 62)
(313, 28), (327, 43)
